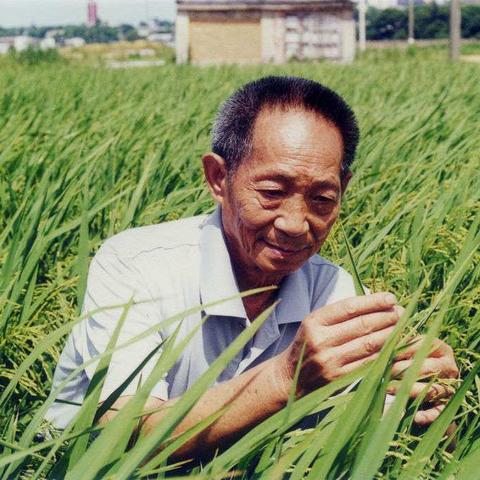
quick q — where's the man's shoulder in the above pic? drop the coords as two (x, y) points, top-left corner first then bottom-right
(303, 254), (358, 300)
(306, 254), (340, 270)
(304, 253), (349, 279)
(97, 213), (209, 261)
(305, 254), (354, 278)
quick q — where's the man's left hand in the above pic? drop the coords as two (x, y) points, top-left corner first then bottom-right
(388, 336), (459, 425)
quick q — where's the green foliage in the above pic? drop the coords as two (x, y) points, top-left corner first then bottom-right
(6, 46), (64, 66)
(462, 5), (480, 38)
(366, 4), (480, 40)
(367, 7), (408, 40)
(118, 24), (141, 42)
(0, 49), (479, 479)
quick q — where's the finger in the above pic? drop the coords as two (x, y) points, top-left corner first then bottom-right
(314, 292), (398, 326)
(334, 351), (380, 378)
(328, 305), (403, 347)
(340, 351), (382, 374)
(395, 336), (453, 361)
(392, 358), (459, 379)
(386, 381), (455, 402)
(445, 423), (457, 452)
(334, 326), (396, 366)
(414, 404), (445, 426)
(395, 336), (424, 361)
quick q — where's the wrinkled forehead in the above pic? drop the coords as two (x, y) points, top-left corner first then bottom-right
(249, 106), (344, 161)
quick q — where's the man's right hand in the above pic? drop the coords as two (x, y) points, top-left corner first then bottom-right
(276, 292), (402, 397)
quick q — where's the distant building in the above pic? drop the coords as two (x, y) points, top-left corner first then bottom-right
(137, 23), (151, 38)
(176, 0), (356, 65)
(137, 18), (174, 43)
(147, 32), (175, 46)
(45, 29), (65, 39)
(396, 0), (425, 6)
(0, 36), (15, 54)
(14, 36), (36, 52)
(0, 36), (38, 53)
(87, 1), (99, 27)
(368, 0), (427, 7)
(367, 0), (399, 8)
(40, 37), (56, 50)
(65, 37), (87, 48)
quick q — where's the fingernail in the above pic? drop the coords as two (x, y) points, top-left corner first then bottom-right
(384, 293), (397, 305)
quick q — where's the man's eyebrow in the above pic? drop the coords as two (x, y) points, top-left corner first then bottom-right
(254, 173), (340, 191)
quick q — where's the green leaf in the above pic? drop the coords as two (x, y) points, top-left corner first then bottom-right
(340, 223), (365, 296)
(398, 362), (480, 480)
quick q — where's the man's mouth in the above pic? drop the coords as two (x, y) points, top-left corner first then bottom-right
(262, 239), (309, 256)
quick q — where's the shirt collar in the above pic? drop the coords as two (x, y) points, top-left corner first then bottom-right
(199, 205), (247, 319)
(199, 205), (309, 324)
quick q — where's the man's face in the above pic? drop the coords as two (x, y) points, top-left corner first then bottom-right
(219, 106), (347, 285)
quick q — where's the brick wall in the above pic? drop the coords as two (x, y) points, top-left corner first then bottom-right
(189, 18), (262, 64)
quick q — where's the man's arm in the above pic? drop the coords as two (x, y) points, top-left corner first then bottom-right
(99, 292), (458, 462)
(100, 354), (289, 462)
(99, 292), (400, 461)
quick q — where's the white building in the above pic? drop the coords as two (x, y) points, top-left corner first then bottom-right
(40, 37), (56, 50)
(147, 32), (174, 46)
(14, 36), (36, 52)
(45, 29), (65, 39)
(64, 37), (86, 48)
(366, 0), (399, 8)
(176, 0), (356, 65)
(0, 37), (15, 54)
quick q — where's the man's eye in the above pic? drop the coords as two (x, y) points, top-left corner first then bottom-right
(259, 190), (285, 199)
(313, 195), (336, 203)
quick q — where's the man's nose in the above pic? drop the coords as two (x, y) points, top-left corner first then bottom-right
(273, 199), (309, 237)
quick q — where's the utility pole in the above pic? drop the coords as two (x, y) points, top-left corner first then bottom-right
(358, 0), (366, 52)
(408, 0), (415, 45)
(450, 0), (461, 60)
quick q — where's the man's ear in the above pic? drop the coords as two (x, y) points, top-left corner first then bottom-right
(202, 152), (228, 204)
(340, 169), (353, 196)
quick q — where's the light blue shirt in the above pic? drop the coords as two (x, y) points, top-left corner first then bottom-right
(46, 206), (358, 428)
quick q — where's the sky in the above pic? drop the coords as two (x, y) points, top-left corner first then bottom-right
(0, 0), (176, 28)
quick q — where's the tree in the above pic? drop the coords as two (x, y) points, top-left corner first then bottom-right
(462, 5), (480, 38)
(366, 7), (407, 40)
(118, 24), (139, 42)
(365, 4), (480, 41)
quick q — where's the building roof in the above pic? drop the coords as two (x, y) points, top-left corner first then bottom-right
(178, 0), (349, 3)
(177, 0), (353, 11)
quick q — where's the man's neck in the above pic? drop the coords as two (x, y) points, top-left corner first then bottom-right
(234, 263), (283, 292)
(229, 254), (284, 321)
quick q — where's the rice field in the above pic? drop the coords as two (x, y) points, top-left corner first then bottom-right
(0, 47), (479, 479)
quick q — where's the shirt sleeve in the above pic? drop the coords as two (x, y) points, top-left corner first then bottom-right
(75, 243), (170, 403)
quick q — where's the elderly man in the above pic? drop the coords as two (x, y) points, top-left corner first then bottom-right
(46, 76), (458, 460)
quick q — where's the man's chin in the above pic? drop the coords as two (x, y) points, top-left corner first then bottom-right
(257, 257), (306, 276)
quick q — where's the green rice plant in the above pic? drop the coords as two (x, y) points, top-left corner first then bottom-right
(0, 46), (479, 478)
